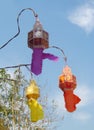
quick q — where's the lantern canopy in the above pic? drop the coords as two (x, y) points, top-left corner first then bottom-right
(25, 80), (40, 100)
(28, 17), (49, 49)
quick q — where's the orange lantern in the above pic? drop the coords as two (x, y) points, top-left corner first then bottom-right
(59, 65), (81, 112)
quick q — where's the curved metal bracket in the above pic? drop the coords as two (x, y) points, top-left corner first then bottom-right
(0, 8), (38, 49)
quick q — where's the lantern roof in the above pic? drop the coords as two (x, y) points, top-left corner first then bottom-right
(25, 80), (40, 99)
(33, 17), (43, 31)
(62, 65), (72, 76)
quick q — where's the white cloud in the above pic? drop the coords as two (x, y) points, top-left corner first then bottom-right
(68, 3), (94, 33)
(75, 85), (94, 107)
(73, 84), (94, 122)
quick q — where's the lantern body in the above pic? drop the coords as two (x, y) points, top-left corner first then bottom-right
(28, 19), (49, 49)
(25, 80), (40, 100)
(59, 65), (77, 91)
(59, 74), (76, 91)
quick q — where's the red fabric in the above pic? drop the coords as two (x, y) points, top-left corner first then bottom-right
(64, 90), (81, 112)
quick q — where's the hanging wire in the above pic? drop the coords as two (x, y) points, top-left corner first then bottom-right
(0, 63), (31, 69)
(0, 64), (32, 78)
(49, 45), (67, 64)
(25, 65), (33, 79)
(0, 8), (38, 50)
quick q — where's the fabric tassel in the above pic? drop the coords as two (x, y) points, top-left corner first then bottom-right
(64, 90), (81, 112)
(31, 48), (58, 75)
(27, 98), (44, 122)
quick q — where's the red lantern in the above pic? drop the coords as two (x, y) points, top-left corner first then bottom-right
(59, 65), (81, 112)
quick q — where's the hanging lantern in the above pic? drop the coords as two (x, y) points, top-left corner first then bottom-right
(25, 80), (44, 122)
(25, 80), (40, 100)
(59, 65), (81, 112)
(28, 17), (58, 75)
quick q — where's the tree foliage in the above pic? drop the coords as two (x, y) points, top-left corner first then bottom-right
(0, 68), (63, 130)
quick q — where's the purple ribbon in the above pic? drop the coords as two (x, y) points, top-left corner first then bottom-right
(31, 48), (58, 75)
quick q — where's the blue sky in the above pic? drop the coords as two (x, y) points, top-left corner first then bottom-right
(0, 0), (94, 130)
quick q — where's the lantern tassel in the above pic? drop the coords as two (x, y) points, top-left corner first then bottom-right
(27, 98), (44, 122)
(31, 48), (58, 75)
(64, 90), (81, 112)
